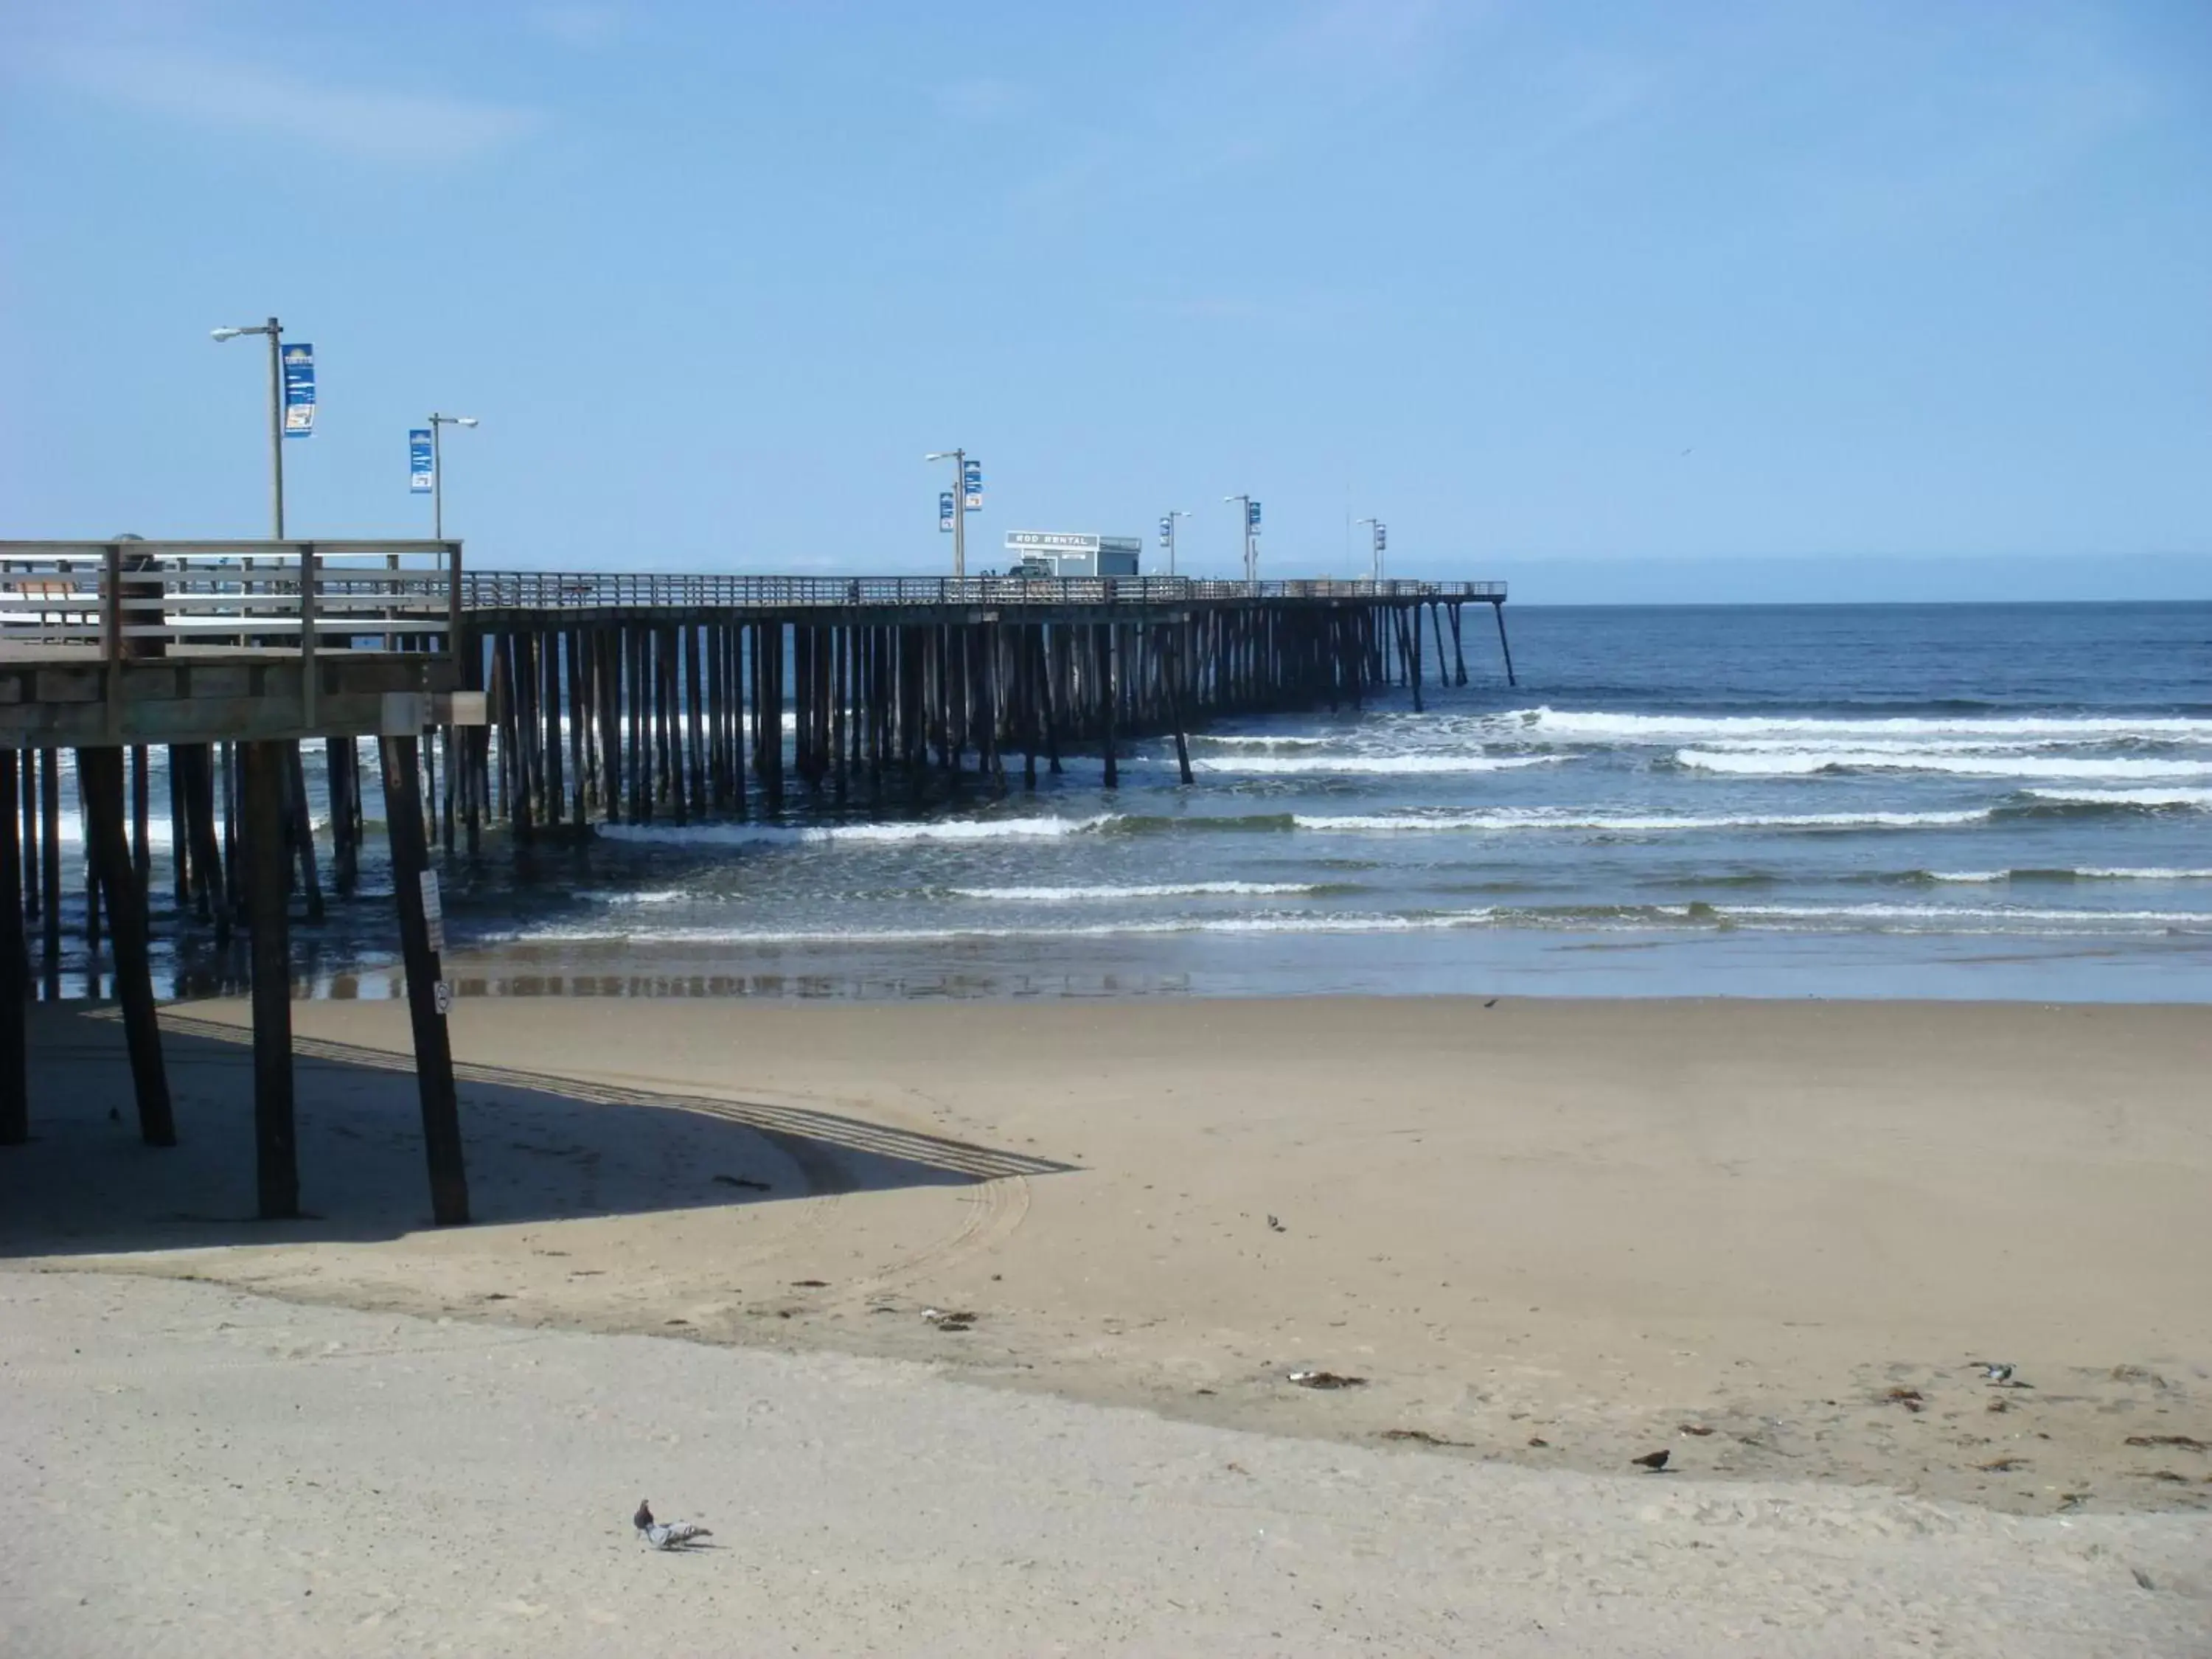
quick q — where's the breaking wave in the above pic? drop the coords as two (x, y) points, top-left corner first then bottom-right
(1676, 750), (2212, 781)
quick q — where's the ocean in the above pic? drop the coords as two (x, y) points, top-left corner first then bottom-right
(41, 600), (2212, 1004)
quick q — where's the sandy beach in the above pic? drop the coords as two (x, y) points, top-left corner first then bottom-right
(5, 993), (2211, 1652)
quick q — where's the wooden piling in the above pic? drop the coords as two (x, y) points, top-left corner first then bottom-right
(39, 749), (60, 963)
(79, 747), (174, 1147)
(131, 747), (151, 893)
(284, 741), (324, 924)
(240, 740), (297, 1215)
(19, 749), (37, 929)
(175, 745), (227, 937)
(378, 734), (470, 1227)
(78, 771), (101, 974)
(0, 751), (24, 1146)
(328, 737), (359, 894)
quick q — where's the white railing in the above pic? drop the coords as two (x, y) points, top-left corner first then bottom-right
(0, 540), (462, 658)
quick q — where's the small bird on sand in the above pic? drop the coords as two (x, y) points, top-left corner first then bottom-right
(1267, 1214), (1285, 1233)
(1632, 1449), (1671, 1472)
(1978, 1363), (2016, 1384)
(633, 1500), (712, 1550)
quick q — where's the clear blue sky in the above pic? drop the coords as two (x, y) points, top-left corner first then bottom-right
(4, 1), (2207, 600)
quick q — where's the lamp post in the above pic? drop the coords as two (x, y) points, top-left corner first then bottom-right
(1158, 509), (1190, 577)
(210, 317), (286, 537)
(925, 450), (978, 577)
(1357, 517), (1385, 582)
(1224, 495), (1261, 583)
(427, 413), (479, 540)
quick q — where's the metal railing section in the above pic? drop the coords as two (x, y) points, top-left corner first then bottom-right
(460, 572), (1507, 609)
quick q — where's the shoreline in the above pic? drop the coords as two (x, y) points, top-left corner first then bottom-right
(7, 992), (2208, 1522)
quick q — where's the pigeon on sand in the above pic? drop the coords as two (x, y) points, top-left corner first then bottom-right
(634, 1500), (712, 1549)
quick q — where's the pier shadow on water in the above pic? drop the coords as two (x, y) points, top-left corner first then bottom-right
(0, 1004), (1074, 1259)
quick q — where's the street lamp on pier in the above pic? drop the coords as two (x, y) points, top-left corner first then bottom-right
(925, 450), (981, 577)
(1158, 509), (1191, 577)
(426, 413), (479, 540)
(1357, 517), (1385, 582)
(1224, 495), (1261, 582)
(209, 318), (289, 537)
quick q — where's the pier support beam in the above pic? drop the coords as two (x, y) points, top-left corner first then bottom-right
(0, 751), (23, 1146)
(1492, 601), (1517, 686)
(380, 734), (470, 1227)
(285, 741), (324, 924)
(79, 746), (174, 1148)
(241, 740), (297, 1217)
(40, 750), (60, 966)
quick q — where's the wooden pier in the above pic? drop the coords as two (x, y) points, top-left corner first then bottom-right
(458, 571), (1511, 838)
(0, 540), (1510, 1224)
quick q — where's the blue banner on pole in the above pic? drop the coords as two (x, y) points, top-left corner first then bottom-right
(962, 460), (982, 511)
(1374, 524), (1386, 551)
(1247, 498), (1262, 529)
(282, 342), (316, 437)
(1158, 516), (1172, 546)
(939, 491), (956, 532)
(408, 429), (434, 494)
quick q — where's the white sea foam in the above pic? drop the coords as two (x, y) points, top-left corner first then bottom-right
(597, 814), (1115, 848)
(1929, 867), (2212, 883)
(2023, 787), (2212, 809)
(1290, 808), (1990, 834)
(949, 882), (1319, 901)
(2075, 867), (2212, 880)
(1504, 706), (2212, 744)
(1675, 749), (2212, 781)
(1193, 754), (1560, 776)
(1187, 734), (1335, 748)
(507, 909), (1498, 947)
(1717, 903), (2208, 927)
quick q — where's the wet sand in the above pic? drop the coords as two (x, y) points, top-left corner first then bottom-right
(6, 995), (2209, 1522)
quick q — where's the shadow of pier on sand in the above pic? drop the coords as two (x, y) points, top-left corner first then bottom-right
(0, 1005), (1074, 1259)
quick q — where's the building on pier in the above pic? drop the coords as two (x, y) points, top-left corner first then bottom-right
(1003, 532), (1142, 579)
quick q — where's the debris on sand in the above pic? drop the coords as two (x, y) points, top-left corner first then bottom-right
(1882, 1387), (1925, 1413)
(2124, 1435), (2207, 1452)
(1677, 1424), (1715, 1437)
(922, 1308), (976, 1332)
(1380, 1429), (1472, 1448)
(1287, 1370), (1366, 1390)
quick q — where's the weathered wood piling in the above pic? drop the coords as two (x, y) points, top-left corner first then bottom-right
(459, 582), (1513, 832)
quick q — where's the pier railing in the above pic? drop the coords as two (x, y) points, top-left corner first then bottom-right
(0, 540), (462, 658)
(460, 572), (1506, 609)
(0, 545), (1502, 659)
